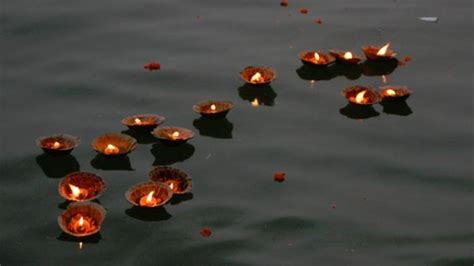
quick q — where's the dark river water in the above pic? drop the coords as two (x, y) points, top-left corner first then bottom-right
(1, 0), (472, 265)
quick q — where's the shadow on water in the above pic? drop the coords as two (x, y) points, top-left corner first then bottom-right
(57, 232), (102, 244)
(151, 142), (195, 165)
(90, 154), (133, 171)
(169, 193), (194, 205)
(380, 101), (413, 116)
(296, 59), (398, 82)
(125, 206), (172, 222)
(57, 199), (102, 210)
(193, 117), (233, 139)
(340, 104), (380, 120)
(36, 154), (80, 178)
(121, 129), (157, 144)
(238, 84), (277, 106)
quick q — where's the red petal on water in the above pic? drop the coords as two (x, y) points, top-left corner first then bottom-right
(299, 8), (309, 14)
(144, 62), (161, 70)
(403, 55), (412, 62)
(330, 203), (337, 209)
(397, 60), (406, 66)
(200, 227), (212, 237)
(314, 18), (323, 24)
(273, 171), (286, 182)
(280, 0), (288, 7)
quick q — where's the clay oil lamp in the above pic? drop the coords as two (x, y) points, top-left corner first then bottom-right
(193, 100), (234, 119)
(379, 85), (413, 102)
(299, 51), (335, 67)
(239, 66), (277, 86)
(329, 50), (362, 64)
(125, 181), (173, 208)
(149, 166), (193, 194)
(341, 86), (381, 106)
(91, 133), (137, 156)
(58, 202), (106, 237)
(362, 43), (397, 61)
(121, 114), (165, 132)
(58, 172), (107, 202)
(36, 134), (80, 155)
(152, 127), (194, 145)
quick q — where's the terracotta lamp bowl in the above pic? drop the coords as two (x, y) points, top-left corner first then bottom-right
(58, 202), (106, 237)
(58, 172), (107, 202)
(193, 100), (234, 119)
(379, 85), (413, 101)
(299, 51), (335, 67)
(362, 45), (396, 61)
(151, 127), (195, 144)
(341, 86), (381, 106)
(149, 166), (193, 194)
(239, 66), (277, 85)
(121, 114), (165, 131)
(329, 50), (362, 64)
(36, 134), (80, 155)
(125, 181), (173, 208)
(91, 133), (137, 156)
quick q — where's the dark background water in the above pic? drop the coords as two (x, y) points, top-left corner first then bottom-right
(1, 0), (473, 265)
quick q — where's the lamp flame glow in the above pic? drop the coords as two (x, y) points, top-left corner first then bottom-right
(343, 52), (353, 59)
(377, 43), (390, 56)
(250, 72), (264, 83)
(355, 90), (367, 104)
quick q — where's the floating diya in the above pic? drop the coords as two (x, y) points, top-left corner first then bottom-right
(379, 85), (413, 101)
(299, 51), (335, 67)
(58, 202), (106, 237)
(329, 50), (362, 64)
(239, 66), (277, 85)
(91, 133), (137, 156)
(121, 114), (165, 131)
(341, 86), (381, 106)
(362, 43), (397, 61)
(125, 181), (173, 208)
(151, 127), (194, 144)
(149, 166), (193, 194)
(58, 172), (107, 202)
(36, 134), (80, 155)
(193, 100), (234, 119)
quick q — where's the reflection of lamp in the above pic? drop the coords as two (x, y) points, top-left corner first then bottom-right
(296, 65), (338, 81)
(150, 143), (195, 166)
(339, 104), (380, 120)
(361, 59), (398, 76)
(238, 84), (278, 106)
(36, 154), (80, 178)
(193, 117), (233, 139)
(380, 101), (413, 116)
(90, 154), (134, 171)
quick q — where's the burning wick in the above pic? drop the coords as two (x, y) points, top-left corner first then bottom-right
(377, 43), (390, 56)
(343, 52), (353, 60)
(210, 104), (216, 111)
(52, 141), (61, 149)
(385, 89), (397, 96)
(171, 131), (180, 140)
(69, 184), (88, 200)
(134, 118), (142, 125)
(73, 215), (91, 233)
(251, 98), (259, 107)
(169, 182), (175, 192)
(250, 72), (264, 83)
(104, 144), (119, 155)
(139, 191), (161, 207)
(314, 52), (320, 62)
(355, 90), (367, 104)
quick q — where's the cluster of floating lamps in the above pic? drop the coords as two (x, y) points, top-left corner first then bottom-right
(37, 101), (233, 238)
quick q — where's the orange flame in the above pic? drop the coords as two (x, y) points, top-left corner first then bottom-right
(134, 118), (142, 125)
(79, 242), (83, 250)
(104, 144), (119, 155)
(146, 191), (155, 204)
(52, 141), (61, 149)
(78, 216), (84, 227)
(250, 72), (264, 83)
(386, 89), (396, 96)
(210, 104), (216, 111)
(251, 98), (259, 106)
(169, 182), (174, 190)
(314, 52), (320, 61)
(377, 43), (390, 56)
(69, 184), (81, 197)
(355, 90), (367, 104)
(382, 75), (387, 84)
(343, 52), (353, 59)
(171, 131), (180, 139)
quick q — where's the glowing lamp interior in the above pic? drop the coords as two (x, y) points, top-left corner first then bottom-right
(210, 104), (216, 111)
(139, 190), (161, 207)
(134, 118), (142, 125)
(104, 144), (119, 155)
(314, 52), (320, 61)
(250, 72), (264, 83)
(171, 131), (180, 139)
(355, 90), (367, 104)
(386, 89), (397, 96)
(377, 43), (390, 56)
(343, 52), (353, 59)
(52, 141), (61, 149)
